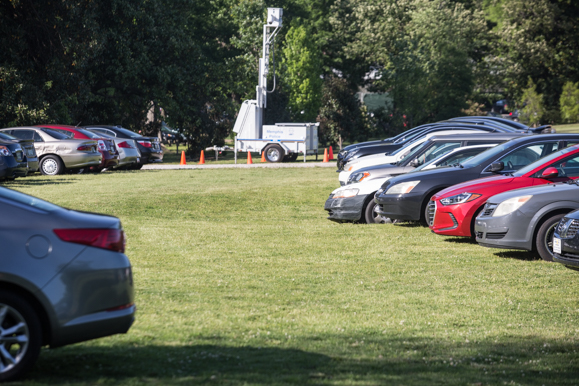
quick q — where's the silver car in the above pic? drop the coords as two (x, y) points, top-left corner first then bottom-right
(84, 128), (141, 169)
(0, 127), (102, 175)
(0, 186), (135, 381)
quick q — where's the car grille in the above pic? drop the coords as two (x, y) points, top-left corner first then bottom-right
(481, 203), (498, 217)
(426, 200), (436, 226)
(557, 218), (579, 239)
(486, 232), (507, 240)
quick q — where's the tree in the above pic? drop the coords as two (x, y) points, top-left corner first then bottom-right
(560, 82), (579, 124)
(519, 79), (545, 127)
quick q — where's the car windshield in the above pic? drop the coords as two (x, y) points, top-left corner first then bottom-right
(76, 128), (102, 139)
(0, 187), (60, 212)
(460, 141), (514, 168)
(397, 140), (432, 165)
(0, 132), (18, 140)
(512, 146), (576, 177)
(40, 128), (72, 139)
(116, 127), (142, 138)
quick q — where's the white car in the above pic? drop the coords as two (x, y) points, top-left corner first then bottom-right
(338, 129), (486, 185)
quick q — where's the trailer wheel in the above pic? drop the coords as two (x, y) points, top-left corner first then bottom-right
(264, 144), (285, 163)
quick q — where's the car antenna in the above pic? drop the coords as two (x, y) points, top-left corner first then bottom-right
(76, 122), (82, 127)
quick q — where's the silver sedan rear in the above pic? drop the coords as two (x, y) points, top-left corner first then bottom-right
(84, 128), (141, 169)
(0, 127), (102, 175)
(0, 187), (135, 381)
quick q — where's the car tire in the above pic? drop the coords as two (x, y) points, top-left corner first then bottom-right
(39, 155), (64, 176)
(0, 291), (42, 382)
(263, 144), (285, 163)
(364, 199), (389, 224)
(536, 213), (566, 261)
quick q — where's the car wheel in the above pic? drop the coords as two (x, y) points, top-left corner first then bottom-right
(263, 145), (285, 163)
(364, 200), (389, 224)
(536, 213), (566, 261)
(39, 156), (64, 176)
(0, 291), (42, 382)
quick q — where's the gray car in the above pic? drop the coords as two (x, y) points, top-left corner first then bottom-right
(474, 181), (579, 260)
(0, 127), (102, 175)
(0, 187), (135, 381)
(84, 128), (141, 169)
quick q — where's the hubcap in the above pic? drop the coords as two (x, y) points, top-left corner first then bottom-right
(0, 305), (29, 373)
(42, 159), (58, 175)
(266, 148), (281, 162)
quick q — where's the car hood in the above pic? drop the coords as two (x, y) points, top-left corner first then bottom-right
(486, 182), (579, 205)
(433, 175), (515, 200)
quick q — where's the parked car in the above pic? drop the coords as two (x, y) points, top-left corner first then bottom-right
(83, 129), (141, 170)
(374, 134), (579, 224)
(0, 186), (135, 381)
(0, 139), (28, 181)
(38, 125), (120, 172)
(161, 123), (186, 145)
(429, 144), (579, 238)
(337, 121), (515, 171)
(0, 127), (101, 175)
(325, 142), (500, 224)
(0, 132), (38, 173)
(85, 125), (162, 169)
(553, 205), (579, 269)
(474, 180), (579, 261)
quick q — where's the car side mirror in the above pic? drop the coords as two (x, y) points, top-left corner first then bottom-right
(410, 158), (421, 167)
(488, 162), (504, 173)
(540, 166), (559, 179)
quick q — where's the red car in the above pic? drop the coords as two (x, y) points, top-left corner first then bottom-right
(37, 125), (120, 172)
(429, 144), (579, 237)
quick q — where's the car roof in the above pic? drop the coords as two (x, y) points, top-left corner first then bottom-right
(425, 133), (528, 142)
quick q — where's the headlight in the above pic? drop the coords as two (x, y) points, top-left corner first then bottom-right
(333, 188), (359, 198)
(440, 193), (482, 206)
(348, 172), (370, 184)
(385, 180), (420, 195)
(492, 195), (532, 217)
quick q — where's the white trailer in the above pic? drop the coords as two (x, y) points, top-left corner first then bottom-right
(232, 8), (319, 163)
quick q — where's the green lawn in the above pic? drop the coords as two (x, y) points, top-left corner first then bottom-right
(554, 123), (579, 134)
(4, 168), (579, 385)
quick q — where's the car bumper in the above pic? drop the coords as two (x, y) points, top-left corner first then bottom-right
(431, 201), (480, 237)
(553, 234), (579, 267)
(374, 192), (423, 221)
(26, 157), (39, 173)
(61, 153), (102, 169)
(324, 194), (367, 222)
(474, 212), (532, 251)
(0, 156), (28, 178)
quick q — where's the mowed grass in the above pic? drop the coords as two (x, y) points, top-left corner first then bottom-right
(4, 168), (579, 385)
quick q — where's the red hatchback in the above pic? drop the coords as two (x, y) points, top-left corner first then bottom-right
(38, 125), (120, 172)
(429, 144), (579, 237)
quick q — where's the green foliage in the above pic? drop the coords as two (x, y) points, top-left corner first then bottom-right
(281, 24), (323, 122)
(560, 81), (579, 124)
(519, 78), (545, 127)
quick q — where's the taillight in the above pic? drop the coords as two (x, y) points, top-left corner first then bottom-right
(77, 145), (94, 151)
(54, 228), (126, 253)
(137, 141), (152, 148)
(97, 140), (107, 151)
(118, 141), (133, 148)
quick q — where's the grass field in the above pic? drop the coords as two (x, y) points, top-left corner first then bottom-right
(4, 167), (579, 385)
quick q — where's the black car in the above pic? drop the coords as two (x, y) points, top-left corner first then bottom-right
(0, 132), (38, 173)
(553, 204), (579, 269)
(337, 122), (517, 171)
(374, 134), (579, 224)
(0, 139), (28, 180)
(86, 125), (163, 169)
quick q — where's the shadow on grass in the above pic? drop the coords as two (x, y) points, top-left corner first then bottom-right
(27, 336), (579, 385)
(494, 250), (540, 261)
(1, 177), (75, 187)
(394, 221), (424, 228)
(443, 237), (477, 244)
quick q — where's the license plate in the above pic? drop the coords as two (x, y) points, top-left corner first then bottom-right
(553, 237), (562, 255)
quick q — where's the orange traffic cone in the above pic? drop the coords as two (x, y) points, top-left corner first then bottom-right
(323, 148), (329, 163)
(180, 151), (186, 165)
(329, 146), (334, 160)
(199, 150), (205, 165)
(247, 152), (253, 164)
(261, 150), (266, 162)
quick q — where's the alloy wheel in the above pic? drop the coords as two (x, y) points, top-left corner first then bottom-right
(0, 304), (29, 374)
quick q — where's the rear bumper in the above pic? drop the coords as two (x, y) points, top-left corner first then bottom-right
(324, 195), (366, 222)
(0, 156), (28, 178)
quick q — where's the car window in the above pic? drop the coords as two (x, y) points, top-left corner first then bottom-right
(116, 127), (142, 138)
(9, 130), (35, 140)
(421, 142), (461, 163)
(0, 187), (60, 212)
(495, 142), (559, 172)
(39, 128), (71, 139)
(439, 148), (488, 166)
(33, 132), (44, 142)
(546, 153), (579, 178)
(0, 132), (18, 140)
(90, 128), (117, 137)
(47, 128), (75, 137)
(76, 128), (101, 139)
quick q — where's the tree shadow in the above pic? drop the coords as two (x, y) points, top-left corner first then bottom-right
(26, 335), (579, 385)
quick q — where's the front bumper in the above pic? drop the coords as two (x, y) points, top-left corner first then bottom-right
(474, 212), (532, 251)
(431, 201), (481, 237)
(553, 231), (579, 268)
(324, 194), (367, 222)
(374, 191), (424, 221)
